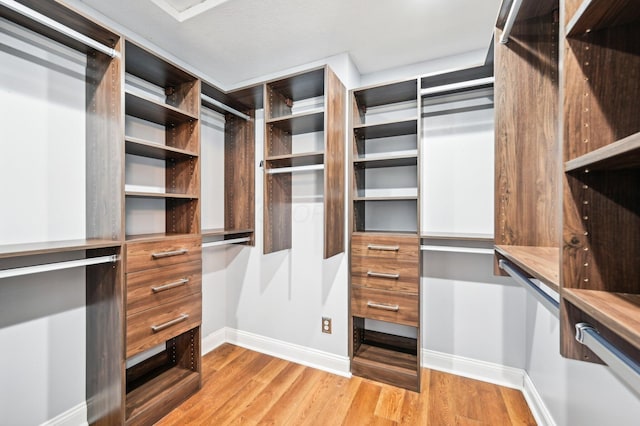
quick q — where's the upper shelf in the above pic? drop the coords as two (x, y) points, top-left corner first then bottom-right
(354, 79), (418, 109)
(266, 67), (325, 102)
(125, 90), (198, 126)
(354, 118), (417, 139)
(125, 136), (198, 160)
(563, 288), (640, 349)
(565, 131), (640, 172)
(0, 239), (121, 259)
(495, 245), (560, 292)
(266, 109), (324, 135)
(125, 40), (196, 88)
(495, 0), (557, 29)
(566, 0), (640, 36)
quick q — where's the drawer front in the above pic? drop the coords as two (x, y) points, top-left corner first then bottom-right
(351, 234), (419, 263)
(126, 293), (202, 358)
(351, 287), (418, 326)
(126, 237), (201, 273)
(351, 258), (418, 293)
(126, 261), (201, 315)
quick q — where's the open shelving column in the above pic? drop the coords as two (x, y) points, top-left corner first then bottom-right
(560, 0), (640, 365)
(263, 66), (345, 259)
(493, 0), (561, 291)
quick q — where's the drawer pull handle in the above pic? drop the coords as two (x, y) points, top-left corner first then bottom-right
(367, 301), (400, 312)
(151, 249), (188, 259)
(367, 244), (399, 252)
(151, 278), (189, 293)
(367, 271), (400, 279)
(151, 314), (189, 333)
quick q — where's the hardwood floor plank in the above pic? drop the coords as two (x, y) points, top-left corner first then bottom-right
(154, 344), (536, 426)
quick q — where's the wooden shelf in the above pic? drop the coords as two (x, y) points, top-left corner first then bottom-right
(265, 152), (324, 168)
(353, 153), (417, 168)
(422, 232), (494, 242)
(201, 228), (253, 237)
(125, 191), (198, 200)
(125, 90), (198, 126)
(566, 0), (640, 36)
(126, 366), (199, 424)
(565, 131), (640, 172)
(125, 136), (198, 160)
(563, 289), (640, 349)
(354, 79), (417, 108)
(125, 233), (196, 243)
(266, 67), (325, 102)
(354, 118), (417, 139)
(354, 195), (418, 202)
(0, 239), (120, 259)
(353, 343), (418, 373)
(125, 40), (196, 89)
(266, 109), (324, 134)
(352, 230), (418, 236)
(495, 245), (560, 292)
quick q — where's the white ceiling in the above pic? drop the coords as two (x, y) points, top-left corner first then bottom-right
(78, 0), (500, 88)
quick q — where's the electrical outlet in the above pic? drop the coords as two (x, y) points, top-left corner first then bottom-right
(322, 317), (332, 334)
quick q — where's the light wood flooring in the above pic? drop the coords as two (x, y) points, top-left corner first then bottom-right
(158, 344), (536, 425)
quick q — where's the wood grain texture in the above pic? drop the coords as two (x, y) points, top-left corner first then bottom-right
(324, 67), (346, 258)
(125, 236), (201, 273)
(495, 245), (559, 292)
(86, 247), (125, 426)
(125, 40), (197, 90)
(352, 233), (419, 262)
(263, 173), (292, 254)
(157, 345), (536, 425)
(351, 259), (419, 293)
(351, 286), (419, 326)
(494, 13), (560, 251)
(566, 0), (640, 36)
(0, 238), (121, 259)
(565, 130), (640, 171)
(224, 110), (255, 245)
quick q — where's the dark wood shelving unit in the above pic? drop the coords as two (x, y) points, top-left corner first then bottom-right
(263, 66), (345, 259)
(495, 245), (560, 293)
(564, 131), (640, 172)
(565, 0), (640, 36)
(125, 136), (198, 160)
(124, 90), (198, 125)
(353, 118), (418, 139)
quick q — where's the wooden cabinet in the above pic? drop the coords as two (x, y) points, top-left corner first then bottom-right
(349, 79), (421, 391)
(560, 0), (640, 366)
(263, 66), (345, 259)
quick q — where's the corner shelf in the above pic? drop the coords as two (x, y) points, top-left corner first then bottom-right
(495, 245), (560, 293)
(565, 131), (640, 172)
(125, 90), (198, 125)
(125, 136), (198, 160)
(566, 0), (640, 36)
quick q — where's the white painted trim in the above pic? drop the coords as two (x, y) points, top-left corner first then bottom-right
(202, 327), (227, 355)
(40, 402), (87, 426)
(523, 373), (556, 426)
(422, 348), (524, 389)
(226, 328), (351, 378)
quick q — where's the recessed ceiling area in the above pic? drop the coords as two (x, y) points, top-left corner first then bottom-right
(77, 0), (501, 88)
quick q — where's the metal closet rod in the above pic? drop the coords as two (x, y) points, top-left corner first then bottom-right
(498, 259), (559, 314)
(499, 0), (523, 44)
(201, 93), (251, 121)
(0, 255), (118, 280)
(1, 0), (117, 57)
(202, 236), (251, 248)
(575, 323), (640, 395)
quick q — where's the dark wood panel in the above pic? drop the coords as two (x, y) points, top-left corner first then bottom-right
(351, 287), (419, 326)
(86, 247), (125, 426)
(167, 80), (200, 116)
(265, 121), (292, 157)
(166, 198), (200, 235)
(494, 13), (560, 250)
(266, 67), (325, 103)
(125, 91), (198, 126)
(352, 233), (420, 262)
(354, 79), (418, 109)
(351, 259), (419, 293)
(565, 131), (640, 171)
(324, 68), (346, 258)
(224, 110), (255, 245)
(266, 110), (324, 135)
(354, 118), (418, 140)
(166, 157), (199, 197)
(125, 236), (201, 273)
(263, 173), (292, 254)
(566, 0), (640, 36)
(125, 40), (196, 89)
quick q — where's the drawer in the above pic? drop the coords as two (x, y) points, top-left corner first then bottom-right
(351, 233), (419, 263)
(126, 261), (201, 315)
(126, 237), (201, 273)
(351, 258), (418, 293)
(351, 286), (418, 326)
(126, 292), (202, 358)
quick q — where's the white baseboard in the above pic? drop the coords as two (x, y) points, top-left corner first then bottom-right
(201, 327), (227, 355)
(422, 349), (525, 390)
(222, 328), (351, 377)
(40, 402), (88, 426)
(523, 372), (556, 426)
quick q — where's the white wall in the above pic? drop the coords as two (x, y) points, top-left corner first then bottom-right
(0, 19), (88, 424)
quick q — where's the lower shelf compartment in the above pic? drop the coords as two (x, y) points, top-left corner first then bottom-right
(352, 328), (420, 392)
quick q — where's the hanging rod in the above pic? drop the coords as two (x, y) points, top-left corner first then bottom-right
(499, 259), (559, 314)
(420, 245), (494, 255)
(0, 255), (117, 280)
(1, 0), (117, 57)
(575, 323), (640, 394)
(202, 237), (251, 248)
(266, 164), (324, 174)
(201, 93), (251, 121)
(420, 77), (494, 97)
(499, 0), (523, 44)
